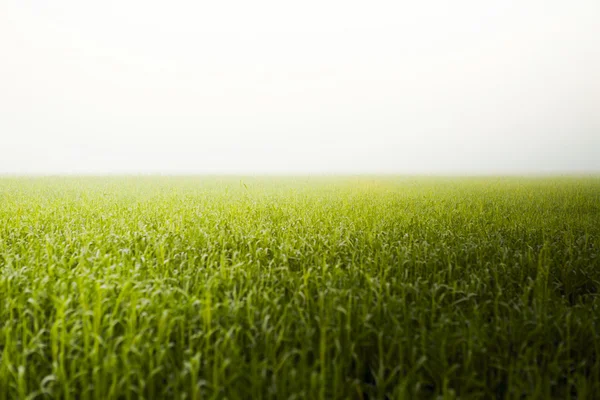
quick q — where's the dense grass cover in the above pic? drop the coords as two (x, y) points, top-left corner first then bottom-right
(0, 177), (599, 399)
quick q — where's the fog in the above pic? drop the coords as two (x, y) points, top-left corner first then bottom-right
(1, 0), (599, 174)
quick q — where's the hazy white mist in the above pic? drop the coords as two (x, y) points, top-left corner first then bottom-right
(1, 0), (599, 174)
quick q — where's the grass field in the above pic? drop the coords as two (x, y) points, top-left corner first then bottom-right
(0, 176), (599, 399)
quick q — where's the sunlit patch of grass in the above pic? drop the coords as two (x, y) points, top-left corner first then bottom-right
(0, 176), (599, 399)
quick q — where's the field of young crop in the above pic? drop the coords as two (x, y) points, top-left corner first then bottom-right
(0, 176), (599, 399)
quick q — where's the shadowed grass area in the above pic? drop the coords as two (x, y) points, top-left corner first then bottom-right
(0, 176), (599, 399)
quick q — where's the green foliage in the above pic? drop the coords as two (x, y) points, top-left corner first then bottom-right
(0, 176), (599, 399)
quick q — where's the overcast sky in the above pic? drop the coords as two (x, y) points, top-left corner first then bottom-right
(1, 0), (599, 174)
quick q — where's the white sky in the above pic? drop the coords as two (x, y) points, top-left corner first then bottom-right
(1, 0), (599, 174)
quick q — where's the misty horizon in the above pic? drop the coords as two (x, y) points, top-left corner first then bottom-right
(1, 0), (599, 175)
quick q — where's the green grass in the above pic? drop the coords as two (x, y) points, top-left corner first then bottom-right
(0, 176), (599, 399)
